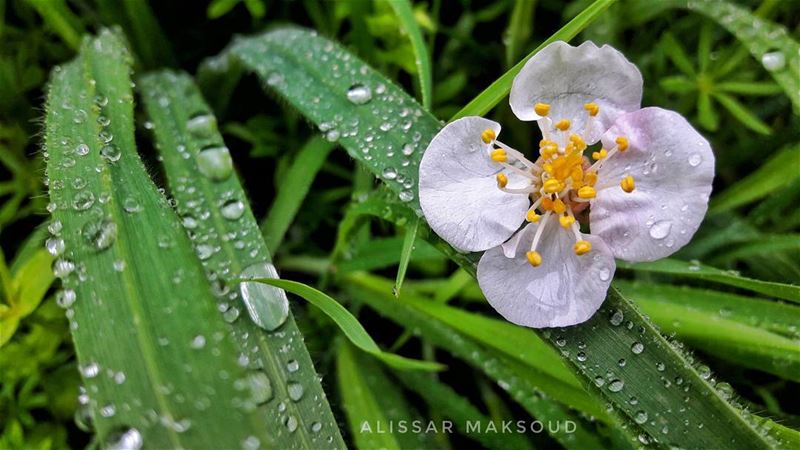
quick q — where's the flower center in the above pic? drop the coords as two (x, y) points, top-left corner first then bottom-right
(481, 102), (636, 267)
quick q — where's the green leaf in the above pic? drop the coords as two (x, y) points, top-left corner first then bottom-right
(208, 25), (783, 448)
(24, 0), (85, 50)
(618, 281), (800, 380)
(139, 70), (345, 448)
(710, 144), (800, 214)
(619, 258), (800, 303)
(394, 217), (419, 297)
(661, 32), (697, 76)
(712, 91), (772, 135)
(12, 249), (54, 318)
(387, 0), (433, 110)
(260, 137), (336, 252)
(683, 0), (800, 112)
(659, 75), (696, 94)
(716, 81), (784, 96)
(44, 30), (270, 448)
(451, 0), (617, 119)
(697, 91), (719, 130)
(247, 277), (443, 372)
(504, 0), (537, 68)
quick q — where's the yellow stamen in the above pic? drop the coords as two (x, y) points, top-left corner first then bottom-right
(543, 163), (553, 174)
(481, 128), (496, 144)
(591, 149), (608, 160)
(555, 119), (571, 131)
(570, 166), (584, 183)
(584, 102), (599, 117)
(543, 179), (563, 194)
(569, 134), (587, 151)
(526, 251), (542, 267)
(616, 136), (629, 152)
(490, 149), (508, 163)
(526, 210), (540, 222)
(534, 103), (551, 116)
(553, 198), (566, 215)
(585, 171), (598, 186)
(539, 139), (555, 148)
(559, 215), (575, 228)
(496, 173), (508, 188)
(541, 145), (558, 159)
(574, 240), (592, 255)
(620, 175), (635, 193)
(578, 186), (596, 199)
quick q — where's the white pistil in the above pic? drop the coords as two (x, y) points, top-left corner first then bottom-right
(537, 117), (553, 142)
(499, 162), (536, 180)
(589, 143), (619, 172)
(570, 220), (583, 241)
(500, 186), (537, 195)
(494, 140), (537, 169)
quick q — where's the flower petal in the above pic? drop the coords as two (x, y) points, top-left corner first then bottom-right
(477, 222), (615, 328)
(419, 117), (529, 252)
(509, 41), (643, 142)
(590, 107), (715, 262)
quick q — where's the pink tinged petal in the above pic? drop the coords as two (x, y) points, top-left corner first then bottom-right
(591, 107), (715, 262)
(477, 222), (615, 328)
(419, 117), (529, 252)
(509, 41), (643, 143)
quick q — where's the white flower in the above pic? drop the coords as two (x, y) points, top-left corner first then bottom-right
(419, 41), (715, 328)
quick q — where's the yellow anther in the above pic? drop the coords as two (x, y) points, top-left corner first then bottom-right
(541, 145), (558, 159)
(553, 198), (566, 215)
(621, 175), (635, 193)
(539, 139), (555, 148)
(526, 251), (543, 267)
(526, 210), (540, 222)
(543, 179), (563, 194)
(559, 215), (575, 229)
(534, 103), (551, 116)
(574, 240), (592, 255)
(496, 173), (508, 188)
(543, 163), (553, 174)
(585, 171), (598, 186)
(584, 102), (599, 117)
(555, 119), (571, 131)
(541, 197), (554, 211)
(569, 134), (587, 151)
(490, 149), (508, 162)
(591, 149), (608, 160)
(481, 128), (496, 144)
(578, 186), (597, 199)
(616, 136), (629, 152)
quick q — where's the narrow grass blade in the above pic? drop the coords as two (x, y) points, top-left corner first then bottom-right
(25, 0), (85, 50)
(387, 0), (432, 110)
(393, 217), (418, 297)
(451, 0), (617, 119)
(139, 71), (345, 448)
(619, 259), (800, 303)
(44, 30), (270, 448)
(712, 92), (772, 135)
(396, 370), (534, 450)
(247, 277), (443, 372)
(208, 26), (782, 448)
(504, 0), (537, 67)
(260, 137), (335, 252)
(336, 342), (436, 450)
(710, 144), (800, 215)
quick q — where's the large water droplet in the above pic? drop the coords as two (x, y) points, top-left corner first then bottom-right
(57, 289), (77, 308)
(346, 84), (372, 105)
(220, 200), (245, 220)
(649, 220), (672, 240)
(239, 262), (289, 331)
(634, 410), (648, 424)
(105, 428), (143, 450)
(46, 237), (65, 256)
(608, 379), (625, 392)
(761, 51), (785, 71)
(101, 144), (121, 162)
(73, 192), (96, 211)
(288, 382), (304, 401)
(247, 372), (273, 404)
(196, 146), (233, 181)
(82, 218), (117, 251)
(186, 114), (218, 138)
(631, 342), (645, 354)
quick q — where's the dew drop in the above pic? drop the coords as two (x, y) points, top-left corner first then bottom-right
(100, 144), (121, 162)
(46, 237), (65, 257)
(761, 51), (785, 71)
(311, 422), (322, 433)
(285, 415), (298, 433)
(190, 335), (206, 349)
(649, 220), (672, 240)
(609, 309), (624, 326)
(239, 262), (289, 331)
(634, 410), (648, 424)
(631, 342), (645, 354)
(73, 191), (96, 211)
(223, 307), (240, 323)
(81, 362), (100, 378)
(382, 167), (398, 180)
(53, 258), (76, 278)
(186, 114), (218, 138)
(346, 84), (372, 105)
(608, 379), (625, 392)
(75, 143), (90, 156)
(286, 359), (299, 373)
(241, 436), (260, 450)
(287, 382), (304, 401)
(247, 372), (273, 404)
(122, 197), (142, 213)
(688, 153), (702, 167)
(57, 289), (77, 308)
(82, 218), (117, 251)
(196, 146), (233, 181)
(220, 200), (245, 220)
(105, 427), (143, 450)
(598, 266), (611, 281)
(399, 189), (414, 202)
(48, 220), (63, 235)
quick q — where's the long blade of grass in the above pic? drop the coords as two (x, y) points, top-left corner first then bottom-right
(207, 25), (782, 448)
(387, 0), (432, 110)
(139, 70), (345, 448)
(451, 0), (617, 119)
(44, 30), (270, 448)
(394, 217), (418, 297)
(619, 258), (800, 303)
(260, 137), (336, 252)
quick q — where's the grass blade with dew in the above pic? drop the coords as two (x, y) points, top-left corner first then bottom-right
(206, 25), (783, 448)
(43, 30), (270, 449)
(139, 70), (345, 448)
(387, 0), (433, 110)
